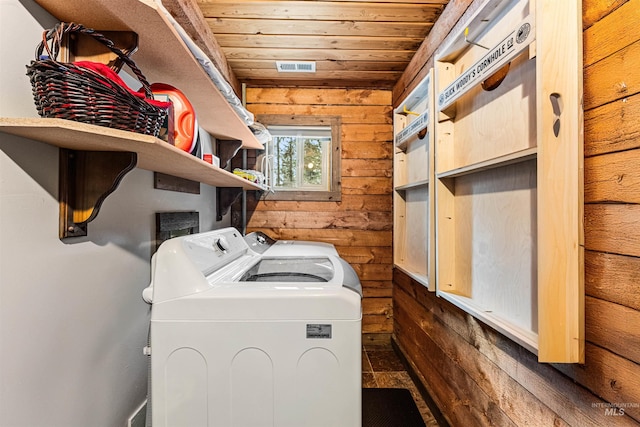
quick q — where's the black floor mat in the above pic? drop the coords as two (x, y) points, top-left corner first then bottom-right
(362, 388), (426, 427)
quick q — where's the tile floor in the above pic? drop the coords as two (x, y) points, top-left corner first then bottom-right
(362, 343), (440, 427)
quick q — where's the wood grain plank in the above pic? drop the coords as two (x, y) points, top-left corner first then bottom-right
(337, 246), (393, 264)
(246, 210), (392, 230)
(342, 141), (393, 160)
(342, 159), (393, 177)
(352, 263), (393, 281)
(248, 105), (392, 124)
(583, 0), (640, 66)
(585, 204), (640, 257)
(198, 1), (444, 22)
(585, 250), (640, 311)
(582, 0), (629, 30)
(584, 38), (640, 110)
(222, 47), (416, 62)
(585, 148), (640, 203)
(248, 88), (391, 105)
(210, 18), (433, 38)
(342, 177), (393, 195)
(584, 94), (640, 157)
(361, 280), (393, 298)
(216, 34), (424, 50)
(250, 195), (392, 212)
(585, 296), (640, 365)
(342, 124), (393, 142)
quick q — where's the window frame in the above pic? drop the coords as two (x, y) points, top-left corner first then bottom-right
(257, 114), (342, 201)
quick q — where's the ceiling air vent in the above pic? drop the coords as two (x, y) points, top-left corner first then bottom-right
(276, 61), (316, 73)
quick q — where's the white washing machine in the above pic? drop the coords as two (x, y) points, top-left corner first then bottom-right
(143, 227), (362, 427)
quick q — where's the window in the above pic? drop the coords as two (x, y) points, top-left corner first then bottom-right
(269, 126), (331, 191)
(258, 115), (341, 201)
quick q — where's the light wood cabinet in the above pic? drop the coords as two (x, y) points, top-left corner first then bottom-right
(393, 71), (435, 291)
(433, 0), (583, 362)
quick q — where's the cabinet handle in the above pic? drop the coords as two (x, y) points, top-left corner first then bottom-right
(549, 93), (562, 137)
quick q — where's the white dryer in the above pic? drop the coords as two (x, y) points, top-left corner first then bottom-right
(143, 227), (362, 427)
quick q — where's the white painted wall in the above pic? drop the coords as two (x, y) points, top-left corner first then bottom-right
(0, 1), (229, 425)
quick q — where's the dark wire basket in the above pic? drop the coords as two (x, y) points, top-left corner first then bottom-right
(26, 22), (169, 137)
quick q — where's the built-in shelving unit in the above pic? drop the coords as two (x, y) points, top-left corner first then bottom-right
(393, 71), (435, 291)
(434, 0), (583, 362)
(32, 0), (263, 149)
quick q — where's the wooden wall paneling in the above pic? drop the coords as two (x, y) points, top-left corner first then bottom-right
(554, 343), (640, 421)
(582, 0), (629, 29)
(584, 296), (640, 364)
(395, 287), (571, 427)
(583, 0), (637, 65)
(394, 271), (639, 426)
(584, 95), (640, 157)
(583, 38), (640, 111)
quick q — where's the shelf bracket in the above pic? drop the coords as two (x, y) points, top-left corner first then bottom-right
(216, 187), (243, 221)
(59, 149), (137, 239)
(216, 139), (243, 170)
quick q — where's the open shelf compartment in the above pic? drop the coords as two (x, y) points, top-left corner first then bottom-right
(393, 71), (435, 291)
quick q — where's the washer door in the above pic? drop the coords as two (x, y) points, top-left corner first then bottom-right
(239, 257), (334, 282)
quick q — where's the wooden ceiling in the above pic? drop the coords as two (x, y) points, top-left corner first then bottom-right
(194, 0), (450, 89)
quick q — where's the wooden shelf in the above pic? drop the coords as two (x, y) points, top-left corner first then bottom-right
(437, 291), (538, 353)
(393, 71), (435, 292)
(0, 118), (263, 190)
(33, 0), (263, 150)
(395, 179), (429, 191)
(394, 264), (429, 289)
(436, 147), (537, 179)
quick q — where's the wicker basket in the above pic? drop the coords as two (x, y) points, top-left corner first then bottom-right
(26, 22), (170, 137)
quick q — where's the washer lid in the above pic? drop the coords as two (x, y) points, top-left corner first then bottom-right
(239, 257), (334, 282)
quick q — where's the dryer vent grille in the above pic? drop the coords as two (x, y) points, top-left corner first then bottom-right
(276, 61), (316, 73)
